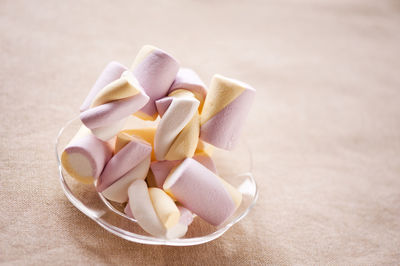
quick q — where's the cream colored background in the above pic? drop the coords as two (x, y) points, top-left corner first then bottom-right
(1, 0), (400, 264)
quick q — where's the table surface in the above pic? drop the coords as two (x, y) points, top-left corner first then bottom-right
(1, 0), (399, 264)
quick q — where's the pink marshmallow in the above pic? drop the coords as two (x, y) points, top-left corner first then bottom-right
(150, 154), (217, 189)
(163, 158), (235, 226)
(96, 138), (152, 192)
(155, 97), (173, 118)
(62, 134), (112, 181)
(80, 92), (149, 129)
(150, 160), (181, 188)
(200, 87), (255, 150)
(193, 153), (217, 174)
(169, 68), (207, 102)
(80, 61), (128, 112)
(132, 47), (179, 119)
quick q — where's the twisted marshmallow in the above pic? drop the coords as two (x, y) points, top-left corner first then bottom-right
(80, 61), (128, 112)
(80, 71), (149, 141)
(163, 158), (242, 226)
(149, 152), (217, 189)
(127, 180), (182, 238)
(169, 68), (207, 111)
(131, 45), (179, 120)
(154, 90), (200, 161)
(200, 74), (256, 150)
(61, 126), (112, 184)
(96, 131), (152, 203)
(118, 127), (157, 161)
(124, 202), (193, 239)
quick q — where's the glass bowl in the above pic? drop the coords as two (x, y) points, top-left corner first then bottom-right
(55, 116), (258, 246)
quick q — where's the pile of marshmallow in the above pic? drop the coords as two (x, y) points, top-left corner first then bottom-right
(61, 45), (256, 239)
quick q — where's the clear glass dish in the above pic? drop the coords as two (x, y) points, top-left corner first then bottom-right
(55, 116), (258, 246)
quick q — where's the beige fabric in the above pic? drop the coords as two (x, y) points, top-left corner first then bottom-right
(1, 0), (400, 264)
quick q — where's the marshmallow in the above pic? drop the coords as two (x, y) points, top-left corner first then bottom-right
(131, 45), (179, 120)
(118, 128), (156, 161)
(96, 132), (152, 203)
(80, 61), (128, 112)
(176, 205), (194, 227)
(200, 74), (256, 150)
(128, 180), (166, 237)
(80, 71), (149, 141)
(90, 118), (127, 141)
(169, 68), (207, 111)
(70, 46), (256, 238)
(127, 180), (183, 238)
(149, 160), (180, 188)
(195, 140), (215, 156)
(148, 187), (180, 229)
(154, 90), (200, 161)
(61, 126), (112, 184)
(163, 158), (242, 226)
(100, 157), (150, 203)
(150, 153), (217, 188)
(124, 203), (193, 227)
(125, 184), (193, 238)
(124, 202), (133, 218)
(192, 153), (217, 173)
(164, 205), (192, 239)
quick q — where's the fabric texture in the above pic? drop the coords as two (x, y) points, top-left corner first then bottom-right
(1, 0), (399, 264)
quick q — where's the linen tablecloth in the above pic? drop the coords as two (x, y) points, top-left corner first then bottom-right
(1, 0), (399, 264)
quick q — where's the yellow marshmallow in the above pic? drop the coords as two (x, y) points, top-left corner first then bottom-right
(165, 111), (200, 160)
(200, 74), (245, 125)
(60, 125), (93, 184)
(155, 89), (200, 160)
(131, 45), (157, 68)
(90, 72), (140, 107)
(169, 89), (196, 99)
(195, 140), (215, 156)
(61, 152), (94, 184)
(133, 111), (158, 121)
(148, 187), (180, 229)
(170, 88), (205, 112)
